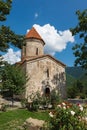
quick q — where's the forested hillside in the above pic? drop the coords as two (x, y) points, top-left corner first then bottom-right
(66, 66), (86, 79)
(66, 66), (87, 88)
(66, 67), (87, 98)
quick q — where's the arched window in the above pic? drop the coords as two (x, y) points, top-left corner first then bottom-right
(47, 68), (49, 78)
(36, 48), (38, 55)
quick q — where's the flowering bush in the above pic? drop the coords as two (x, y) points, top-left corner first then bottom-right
(47, 102), (87, 130)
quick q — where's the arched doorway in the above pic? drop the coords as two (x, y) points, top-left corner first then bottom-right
(45, 87), (50, 96)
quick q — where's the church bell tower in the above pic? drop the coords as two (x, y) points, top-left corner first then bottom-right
(21, 27), (45, 60)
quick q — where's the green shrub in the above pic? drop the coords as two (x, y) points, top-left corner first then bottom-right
(46, 102), (87, 130)
(21, 98), (28, 108)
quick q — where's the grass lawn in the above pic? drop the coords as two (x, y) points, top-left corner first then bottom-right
(0, 109), (49, 130)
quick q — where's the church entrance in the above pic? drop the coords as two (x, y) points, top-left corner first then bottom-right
(45, 87), (50, 96)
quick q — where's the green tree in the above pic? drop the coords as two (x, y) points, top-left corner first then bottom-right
(67, 80), (86, 99)
(67, 86), (78, 98)
(0, 0), (12, 21)
(0, 56), (3, 89)
(76, 80), (83, 93)
(1, 63), (26, 105)
(0, 0), (24, 52)
(71, 9), (87, 70)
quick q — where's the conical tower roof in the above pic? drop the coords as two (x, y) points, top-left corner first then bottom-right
(25, 27), (45, 45)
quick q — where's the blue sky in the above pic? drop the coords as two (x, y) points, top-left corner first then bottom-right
(2, 0), (87, 66)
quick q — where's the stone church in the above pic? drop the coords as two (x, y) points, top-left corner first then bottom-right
(20, 27), (66, 101)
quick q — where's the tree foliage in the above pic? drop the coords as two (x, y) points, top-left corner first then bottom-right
(0, 56), (7, 88)
(71, 9), (87, 70)
(0, 25), (24, 51)
(67, 80), (86, 99)
(0, 0), (24, 52)
(1, 63), (26, 98)
(0, 0), (12, 21)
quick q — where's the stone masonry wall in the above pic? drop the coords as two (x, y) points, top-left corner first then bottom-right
(25, 57), (66, 101)
(25, 39), (44, 57)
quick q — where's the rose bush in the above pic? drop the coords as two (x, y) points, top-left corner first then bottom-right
(46, 102), (87, 130)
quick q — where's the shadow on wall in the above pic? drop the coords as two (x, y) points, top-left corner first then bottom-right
(41, 72), (66, 99)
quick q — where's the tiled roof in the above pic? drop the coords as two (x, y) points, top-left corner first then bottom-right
(25, 27), (45, 43)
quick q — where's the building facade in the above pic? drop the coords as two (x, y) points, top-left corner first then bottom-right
(20, 27), (66, 101)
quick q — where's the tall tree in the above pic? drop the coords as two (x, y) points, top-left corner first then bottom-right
(1, 63), (26, 104)
(71, 9), (87, 70)
(0, 0), (24, 52)
(0, 56), (6, 87)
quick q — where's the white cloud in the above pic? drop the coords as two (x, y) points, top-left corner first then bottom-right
(2, 24), (75, 64)
(34, 13), (39, 18)
(33, 24), (75, 55)
(3, 48), (21, 64)
(26, 29), (30, 33)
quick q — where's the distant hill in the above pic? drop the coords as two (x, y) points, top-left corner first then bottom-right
(66, 66), (87, 87)
(66, 66), (86, 79)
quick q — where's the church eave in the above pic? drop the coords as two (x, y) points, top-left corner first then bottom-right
(20, 54), (66, 68)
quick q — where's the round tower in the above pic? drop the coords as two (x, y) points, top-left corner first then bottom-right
(21, 27), (45, 60)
